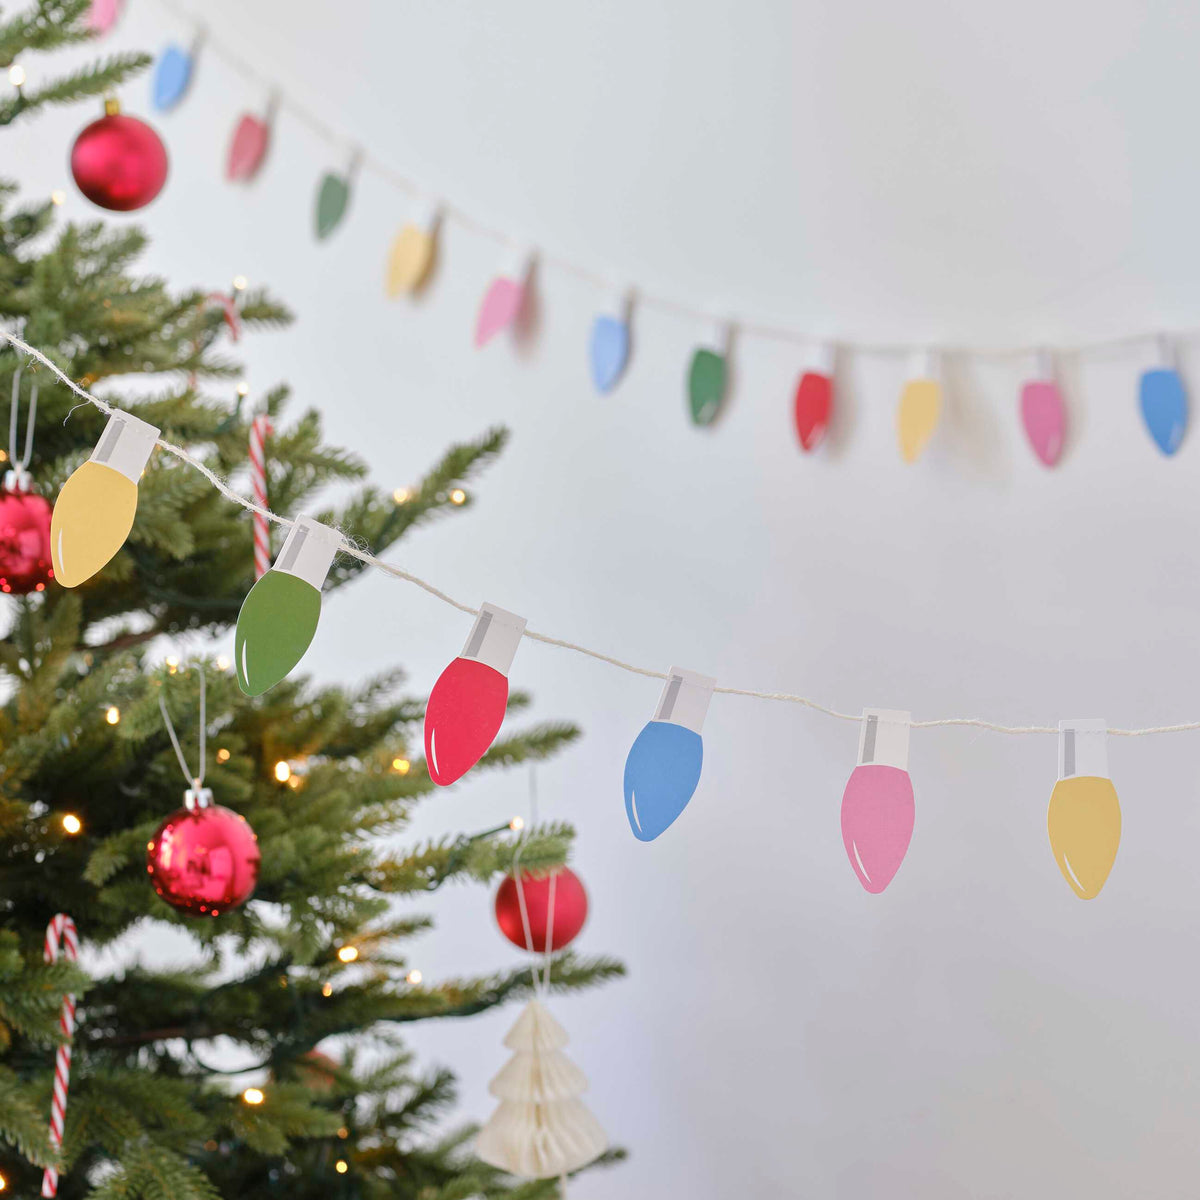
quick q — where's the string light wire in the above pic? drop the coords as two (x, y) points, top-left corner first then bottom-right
(4, 330), (1195, 741)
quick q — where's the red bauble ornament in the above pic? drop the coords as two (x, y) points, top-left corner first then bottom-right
(71, 100), (168, 212)
(0, 479), (53, 594)
(146, 789), (260, 917)
(495, 867), (588, 953)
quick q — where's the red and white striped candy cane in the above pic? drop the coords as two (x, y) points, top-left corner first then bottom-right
(249, 414), (272, 579)
(41, 913), (79, 1198)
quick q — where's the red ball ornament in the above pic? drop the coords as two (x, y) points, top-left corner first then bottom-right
(146, 789), (260, 917)
(0, 476), (53, 594)
(494, 867), (588, 953)
(71, 99), (168, 212)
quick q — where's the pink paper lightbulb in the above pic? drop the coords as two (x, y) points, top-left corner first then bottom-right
(841, 710), (914, 894)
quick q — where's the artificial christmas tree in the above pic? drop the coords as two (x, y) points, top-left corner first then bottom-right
(0, 3), (622, 1196)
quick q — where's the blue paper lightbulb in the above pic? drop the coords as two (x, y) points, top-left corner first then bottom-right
(152, 42), (195, 111)
(589, 293), (631, 393)
(623, 667), (716, 841)
(1139, 337), (1188, 456)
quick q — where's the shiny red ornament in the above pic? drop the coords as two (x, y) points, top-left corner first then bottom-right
(495, 867), (588, 953)
(146, 791), (260, 917)
(793, 370), (833, 452)
(0, 483), (53, 594)
(71, 101), (168, 212)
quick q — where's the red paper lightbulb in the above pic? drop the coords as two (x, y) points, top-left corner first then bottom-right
(424, 604), (526, 786)
(840, 709), (915, 894)
(793, 343), (835, 452)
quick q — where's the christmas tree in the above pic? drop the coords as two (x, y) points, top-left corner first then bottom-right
(0, 3), (622, 1196)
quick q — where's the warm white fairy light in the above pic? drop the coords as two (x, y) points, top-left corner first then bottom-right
(509, 816), (524, 832)
(8, 64), (25, 88)
(50, 189), (65, 206)
(242, 1088), (264, 1106)
(62, 814), (82, 835)
(215, 655), (230, 671)
(449, 488), (466, 505)
(392, 487), (411, 504)
(105, 705), (120, 725)
(232, 275), (248, 291)
(337, 945), (358, 963)
(274, 761), (291, 783)
(236, 381), (249, 398)
(406, 969), (422, 985)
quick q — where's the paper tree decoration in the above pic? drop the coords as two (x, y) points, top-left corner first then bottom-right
(589, 291), (632, 393)
(687, 325), (730, 426)
(623, 667), (715, 841)
(475, 247), (533, 347)
(1047, 718), (1121, 899)
(235, 517), (341, 696)
(476, 999), (607, 1180)
(897, 351), (941, 463)
(51, 410), (159, 587)
(841, 709), (915, 894)
(424, 604), (526, 786)
(1020, 354), (1066, 468)
(794, 343), (835, 452)
(227, 110), (271, 181)
(151, 41), (196, 111)
(1139, 339), (1187, 456)
(386, 197), (440, 296)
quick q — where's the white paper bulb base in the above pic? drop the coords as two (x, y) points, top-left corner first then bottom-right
(475, 999), (607, 1179)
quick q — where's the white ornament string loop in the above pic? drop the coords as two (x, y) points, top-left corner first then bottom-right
(9, 339), (37, 473)
(157, 666), (206, 788)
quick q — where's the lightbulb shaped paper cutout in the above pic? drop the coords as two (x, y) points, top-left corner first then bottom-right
(50, 410), (159, 587)
(475, 248), (532, 347)
(1021, 378), (1066, 467)
(234, 517), (340, 696)
(624, 668), (716, 841)
(424, 604), (526, 786)
(1047, 719), (1121, 899)
(688, 345), (727, 427)
(315, 171), (352, 240)
(841, 710), (915, 894)
(88, 0), (122, 34)
(897, 353), (942, 463)
(1139, 365), (1188, 456)
(227, 112), (271, 181)
(589, 294), (631, 393)
(386, 199), (440, 296)
(476, 999), (607, 1179)
(794, 345), (835, 451)
(152, 43), (194, 111)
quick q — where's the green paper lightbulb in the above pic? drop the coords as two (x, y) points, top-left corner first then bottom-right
(234, 516), (341, 696)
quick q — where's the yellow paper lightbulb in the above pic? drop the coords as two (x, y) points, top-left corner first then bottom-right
(51, 411), (160, 586)
(386, 198), (440, 296)
(897, 350), (942, 464)
(1047, 719), (1121, 900)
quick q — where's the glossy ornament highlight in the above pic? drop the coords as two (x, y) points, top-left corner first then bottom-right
(146, 785), (260, 916)
(151, 42), (194, 111)
(494, 867), (588, 953)
(897, 351), (941, 463)
(226, 112), (271, 182)
(1047, 719), (1120, 899)
(425, 604), (526, 785)
(624, 667), (716, 841)
(70, 99), (168, 212)
(235, 516), (340, 696)
(841, 710), (915, 894)
(589, 292), (631, 393)
(51, 410), (159, 587)
(475, 248), (532, 347)
(386, 198), (440, 296)
(794, 344), (835, 452)
(1020, 359), (1066, 467)
(1139, 343), (1187, 456)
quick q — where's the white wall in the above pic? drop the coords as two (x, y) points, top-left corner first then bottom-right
(11, 2), (1200, 1196)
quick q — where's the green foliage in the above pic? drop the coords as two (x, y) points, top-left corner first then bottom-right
(0, 3), (621, 1196)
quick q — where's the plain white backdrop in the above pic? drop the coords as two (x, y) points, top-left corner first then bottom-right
(10, 2), (1200, 1196)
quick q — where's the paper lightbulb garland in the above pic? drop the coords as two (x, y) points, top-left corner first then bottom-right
(897, 351), (942, 463)
(793, 343), (835, 452)
(476, 999), (607, 1179)
(235, 516), (340, 695)
(1047, 719), (1121, 899)
(51, 409), (159, 587)
(151, 40), (198, 111)
(1139, 338), (1187, 456)
(623, 667), (715, 841)
(687, 325), (730, 427)
(424, 604), (526, 785)
(841, 710), (915, 894)
(475, 247), (533, 347)
(87, 0), (121, 34)
(1020, 352), (1066, 468)
(386, 198), (440, 296)
(315, 163), (355, 240)
(589, 291), (632, 394)
(227, 109), (272, 182)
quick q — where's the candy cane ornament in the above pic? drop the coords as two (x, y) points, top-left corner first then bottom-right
(249, 414), (272, 579)
(41, 913), (79, 1198)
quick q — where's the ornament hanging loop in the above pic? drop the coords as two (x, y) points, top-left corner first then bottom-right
(158, 664), (207, 801)
(8, 326), (37, 490)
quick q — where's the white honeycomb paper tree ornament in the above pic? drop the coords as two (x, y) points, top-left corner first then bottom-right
(475, 997), (607, 1179)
